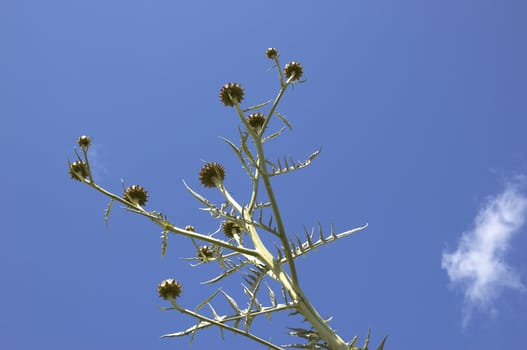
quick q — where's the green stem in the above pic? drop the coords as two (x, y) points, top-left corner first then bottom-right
(167, 299), (283, 350)
(233, 83), (300, 286)
(82, 180), (262, 259)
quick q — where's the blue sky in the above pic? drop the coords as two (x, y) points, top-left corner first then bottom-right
(2, 1), (527, 349)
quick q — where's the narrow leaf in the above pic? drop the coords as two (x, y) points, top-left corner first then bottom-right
(104, 199), (114, 227)
(161, 229), (168, 257)
(243, 99), (272, 112)
(183, 180), (213, 207)
(376, 336), (388, 350)
(274, 111), (292, 130)
(219, 289), (241, 315)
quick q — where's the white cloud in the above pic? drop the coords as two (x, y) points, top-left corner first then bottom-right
(441, 181), (527, 326)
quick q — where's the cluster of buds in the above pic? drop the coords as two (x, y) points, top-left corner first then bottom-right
(197, 245), (215, 262)
(68, 161), (90, 181)
(68, 135), (93, 181)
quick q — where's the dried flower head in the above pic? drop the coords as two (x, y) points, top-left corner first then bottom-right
(185, 225), (196, 232)
(219, 83), (244, 107)
(247, 113), (266, 131)
(157, 279), (182, 300)
(199, 162), (226, 188)
(266, 48), (278, 59)
(284, 61), (303, 81)
(197, 245), (215, 262)
(123, 185), (148, 206)
(222, 221), (242, 238)
(69, 161), (90, 181)
(77, 135), (91, 148)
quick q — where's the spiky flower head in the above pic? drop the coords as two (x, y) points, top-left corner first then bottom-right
(219, 83), (244, 107)
(185, 225), (196, 232)
(222, 221), (242, 238)
(247, 113), (266, 131)
(77, 135), (91, 148)
(284, 61), (303, 81)
(197, 245), (215, 262)
(266, 48), (278, 59)
(199, 162), (225, 188)
(123, 185), (148, 206)
(69, 161), (89, 181)
(157, 279), (182, 300)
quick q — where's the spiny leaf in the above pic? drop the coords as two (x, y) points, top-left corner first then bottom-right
(376, 336), (387, 350)
(202, 260), (250, 284)
(268, 148), (322, 177)
(104, 199), (114, 227)
(362, 329), (371, 350)
(243, 99), (272, 112)
(262, 127), (287, 143)
(282, 223), (369, 263)
(194, 289), (222, 312)
(349, 335), (358, 348)
(183, 180), (213, 207)
(274, 111), (292, 131)
(266, 283), (277, 307)
(219, 289), (241, 315)
(207, 303), (221, 320)
(220, 137), (252, 178)
(161, 229), (168, 257)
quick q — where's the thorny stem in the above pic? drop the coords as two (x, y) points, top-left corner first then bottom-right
(167, 299), (283, 350)
(70, 54), (378, 350)
(233, 82), (299, 286)
(231, 82), (349, 350)
(79, 177), (262, 259)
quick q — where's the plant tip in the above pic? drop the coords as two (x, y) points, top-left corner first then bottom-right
(69, 161), (89, 181)
(219, 83), (244, 107)
(157, 279), (182, 300)
(266, 48), (278, 59)
(284, 61), (303, 81)
(77, 135), (91, 148)
(123, 185), (148, 206)
(199, 162), (226, 188)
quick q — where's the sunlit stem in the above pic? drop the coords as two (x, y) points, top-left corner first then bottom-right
(167, 299), (282, 350)
(233, 90), (299, 280)
(216, 180), (275, 267)
(230, 78), (349, 349)
(81, 179), (261, 259)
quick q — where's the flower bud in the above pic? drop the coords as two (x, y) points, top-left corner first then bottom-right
(247, 113), (266, 131)
(266, 48), (278, 59)
(284, 61), (303, 81)
(222, 221), (242, 238)
(199, 162), (226, 188)
(69, 161), (89, 181)
(157, 279), (182, 300)
(123, 185), (148, 206)
(219, 83), (244, 107)
(197, 245), (215, 262)
(77, 135), (91, 148)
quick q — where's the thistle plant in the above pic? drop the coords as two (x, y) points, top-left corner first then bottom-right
(68, 48), (386, 350)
